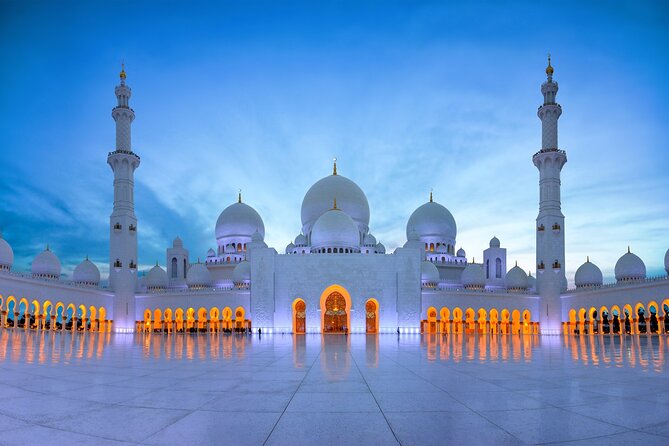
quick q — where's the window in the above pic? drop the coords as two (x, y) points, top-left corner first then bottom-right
(495, 258), (502, 279)
(486, 259), (490, 279)
(183, 259), (187, 278)
(171, 258), (177, 278)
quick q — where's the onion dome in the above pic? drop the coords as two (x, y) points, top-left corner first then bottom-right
(232, 260), (251, 286)
(146, 264), (168, 290)
(311, 205), (360, 251)
(363, 233), (377, 246)
(186, 262), (212, 289)
(506, 263), (528, 291)
(285, 242), (295, 254)
(0, 232), (13, 271)
(575, 257), (603, 288)
(664, 248), (669, 275)
(489, 236), (500, 248)
(406, 196), (457, 243)
(206, 248), (216, 258)
(461, 263), (485, 290)
(215, 195), (265, 243)
(294, 233), (307, 247)
(421, 260), (440, 287)
(73, 257), (100, 286)
(527, 272), (537, 291)
(376, 242), (386, 254)
(456, 247), (466, 257)
(301, 164), (370, 237)
(32, 246), (61, 279)
(614, 248), (646, 282)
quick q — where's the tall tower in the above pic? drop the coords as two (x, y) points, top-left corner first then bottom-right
(533, 56), (567, 334)
(107, 64), (140, 332)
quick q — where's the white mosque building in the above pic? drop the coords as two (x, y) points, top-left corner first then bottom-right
(1, 59), (668, 336)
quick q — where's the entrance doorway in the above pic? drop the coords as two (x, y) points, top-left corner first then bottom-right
(323, 291), (348, 333)
(293, 299), (306, 334)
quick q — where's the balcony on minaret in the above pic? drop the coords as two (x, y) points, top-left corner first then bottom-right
(537, 261), (545, 273)
(114, 222), (122, 232)
(552, 260), (561, 272)
(552, 223), (561, 233)
(129, 260), (137, 270)
(114, 259), (122, 269)
(129, 224), (137, 233)
(537, 224), (545, 232)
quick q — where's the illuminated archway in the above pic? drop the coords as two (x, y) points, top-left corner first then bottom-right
(453, 307), (463, 334)
(489, 309), (499, 334)
(426, 306), (437, 334)
(477, 308), (487, 334)
(511, 309), (521, 335)
(320, 284), (351, 333)
(154, 308), (163, 332)
(222, 307), (232, 331)
(175, 308), (184, 332)
(186, 308), (195, 332)
(522, 309), (531, 334)
(293, 299), (306, 334)
(440, 307), (450, 333)
(234, 307), (247, 331)
(197, 307), (208, 331)
(143, 309), (152, 332)
(465, 308), (475, 333)
(501, 309), (510, 334)
(365, 299), (379, 334)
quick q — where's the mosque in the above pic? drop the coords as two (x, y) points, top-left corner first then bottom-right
(1, 59), (668, 336)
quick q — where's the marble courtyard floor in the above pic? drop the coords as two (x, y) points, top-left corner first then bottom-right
(0, 331), (668, 445)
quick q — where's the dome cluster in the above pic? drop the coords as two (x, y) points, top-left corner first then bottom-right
(461, 262), (485, 290)
(311, 207), (360, 254)
(214, 194), (265, 259)
(146, 264), (168, 290)
(186, 262), (212, 289)
(506, 263), (529, 292)
(406, 197), (457, 255)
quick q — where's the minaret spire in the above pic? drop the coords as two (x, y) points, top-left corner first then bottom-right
(238, 189), (242, 203)
(533, 55), (567, 334)
(333, 157), (337, 175)
(107, 63), (141, 332)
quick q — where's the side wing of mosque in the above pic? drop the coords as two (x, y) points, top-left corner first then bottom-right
(1, 60), (668, 336)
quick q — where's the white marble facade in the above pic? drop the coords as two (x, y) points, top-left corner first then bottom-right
(1, 59), (669, 335)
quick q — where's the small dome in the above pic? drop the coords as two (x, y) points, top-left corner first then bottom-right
(0, 233), (14, 270)
(285, 242), (295, 254)
(311, 208), (360, 250)
(248, 230), (268, 250)
(614, 249), (646, 282)
(186, 263), (212, 288)
(506, 264), (528, 291)
(232, 260), (251, 285)
(403, 227), (423, 250)
(363, 233), (377, 246)
(456, 247), (466, 257)
(294, 233), (307, 246)
(32, 247), (61, 279)
(575, 258), (603, 288)
(376, 242), (386, 254)
(664, 248), (669, 274)
(528, 272), (537, 291)
(489, 236), (500, 248)
(301, 172), (370, 236)
(421, 260), (440, 285)
(146, 264), (168, 289)
(206, 248), (216, 258)
(461, 263), (485, 289)
(73, 258), (100, 285)
(215, 201), (265, 242)
(173, 236), (183, 248)
(406, 200), (457, 243)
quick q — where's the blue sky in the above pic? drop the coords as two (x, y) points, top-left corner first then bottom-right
(1, 0), (668, 283)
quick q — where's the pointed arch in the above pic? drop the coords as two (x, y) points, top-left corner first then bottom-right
(319, 284), (351, 333)
(293, 298), (306, 334)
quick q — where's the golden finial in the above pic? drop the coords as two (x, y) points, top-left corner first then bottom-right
(238, 189), (242, 203)
(120, 61), (126, 80)
(429, 188), (433, 203)
(333, 197), (338, 210)
(627, 245), (630, 254)
(333, 157), (337, 175)
(515, 260), (518, 267)
(546, 53), (554, 76)
(472, 257), (475, 264)
(587, 256), (590, 262)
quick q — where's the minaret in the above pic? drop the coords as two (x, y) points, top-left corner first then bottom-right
(533, 55), (567, 334)
(107, 64), (140, 332)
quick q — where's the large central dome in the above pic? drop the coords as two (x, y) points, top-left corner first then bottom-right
(301, 170), (370, 237)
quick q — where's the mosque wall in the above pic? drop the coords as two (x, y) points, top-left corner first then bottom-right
(268, 249), (420, 333)
(135, 289), (250, 318)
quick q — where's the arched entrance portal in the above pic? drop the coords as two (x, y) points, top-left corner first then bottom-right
(365, 299), (379, 334)
(320, 285), (351, 334)
(293, 299), (306, 334)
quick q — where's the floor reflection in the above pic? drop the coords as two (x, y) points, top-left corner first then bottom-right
(0, 330), (666, 372)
